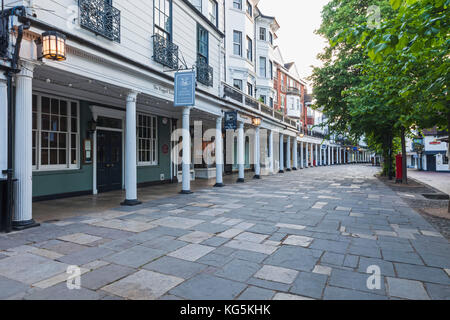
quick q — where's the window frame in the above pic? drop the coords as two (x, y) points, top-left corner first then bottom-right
(32, 93), (80, 172)
(259, 27), (266, 41)
(233, 30), (242, 56)
(259, 56), (267, 78)
(233, 0), (242, 10)
(208, 0), (218, 27)
(233, 79), (243, 90)
(137, 113), (159, 166)
(153, 0), (173, 41)
(246, 0), (253, 17)
(192, 0), (202, 12)
(247, 82), (253, 97)
(197, 23), (209, 64)
(246, 36), (253, 61)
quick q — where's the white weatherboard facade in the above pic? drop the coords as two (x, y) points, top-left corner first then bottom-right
(0, 0), (364, 228)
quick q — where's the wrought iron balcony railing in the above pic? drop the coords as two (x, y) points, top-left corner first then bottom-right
(287, 87), (301, 96)
(196, 60), (213, 87)
(79, 0), (121, 43)
(152, 34), (179, 70)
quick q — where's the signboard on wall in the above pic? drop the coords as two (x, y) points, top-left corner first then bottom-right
(224, 111), (238, 130)
(174, 71), (196, 107)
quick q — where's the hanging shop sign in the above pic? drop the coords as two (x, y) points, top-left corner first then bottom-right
(174, 71), (196, 107)
(224, 111), (238, 130)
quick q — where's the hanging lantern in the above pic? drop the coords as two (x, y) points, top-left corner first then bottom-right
(41, 31), (66, 61)
(252, 117), (261, 127)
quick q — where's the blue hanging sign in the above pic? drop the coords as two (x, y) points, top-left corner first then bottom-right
(321, 145), (327, 149)
(224, 111), (238, 130)
(353, 147), (358, 151)
(174, 71), (196, 107)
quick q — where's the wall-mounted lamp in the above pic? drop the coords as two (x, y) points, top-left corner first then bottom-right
(252, 117), (261, 127)
(37, 31), (67, 61)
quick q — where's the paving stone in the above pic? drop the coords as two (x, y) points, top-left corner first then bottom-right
(323, 286), (388, 300)
(321, 252), (345, 266)
(198, 252), (234, 267)
(143, 256), (206, 279)
(217, 228), (244, 239)
(290, 272), (328, 299)
(33, 267), (90, 289)
(168, 244), (215, 262)
(58, 247), (116, 265)
(0, 253), (68, 285)
(394, 263), (450, 285)
(273, 293), (314, 300)
(387, 277), (430, 300)
(264, 246), (318, 272)
(254, 265), (299, 284)
(234, 232), (269, 243)
(102, 270), (184, 300)
(343, 254), (359, 268)
(24, 282), (104, 300)
(179, 231), (214, 244)
(247, 277), (291, 292)
(225, 240), (278, 255)
(91, 219), (156, 233)
(358, 257), (396, 277)
(215, 259), (260, 282)
(0, 275), (30, 299)
(382, 249), (424, 265)
(329, 269), (386, 296)
(103, 245), (165, 268)
(238, 286), (275, 300)
(312, 265), (332, 276)
(58, 233), (102, 245)
(201, 237), (229, 247)
(81, 264), (136, 290)
(169, 274), (246, 300)
(152, 217), (205, 230)
(276, 223), (306, 231)
(283, 235), (314, 247)
(141, 236), (187, 252)
(231, 250), (268, 263)
(99, 239), (139, 251)
(310, 239), (349, 254)
(425, 283), (450, 300)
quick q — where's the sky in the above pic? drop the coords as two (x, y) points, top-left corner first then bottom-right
(258, 0), (330, 89)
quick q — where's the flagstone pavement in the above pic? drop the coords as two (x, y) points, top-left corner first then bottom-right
(0, 165), (449, 300)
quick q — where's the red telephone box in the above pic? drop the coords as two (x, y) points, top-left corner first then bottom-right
(396, 154), (403, 183)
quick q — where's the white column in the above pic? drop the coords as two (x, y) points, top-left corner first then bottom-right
(13, 61), (38, 228)
(286, 136), (291, 171)
(300, 142), (304, 169)
(181, 107), (192, 193)
(293, 140), (298, 170)
(269, 130), (274, 174)
(310, 143), (314, 167)
(305, 143), (309, 168)
(315, 144), (318, 167)
(237, 121), (245, 182)
(122, 91), (140, 205)
(332, 147), (335, 165)
(0, 74), (7, 179)
(254, 126), (261, 179)
(279, 134), (284, 172)
(328, 146), (331, 165)
(214, 116), (224, 187)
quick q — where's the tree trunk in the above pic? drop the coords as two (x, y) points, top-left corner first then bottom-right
(401, 127), (408, 184)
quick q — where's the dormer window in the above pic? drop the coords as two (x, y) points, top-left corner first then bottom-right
(192, 0), (202, 11)
(209, 0), (218, 26)
(233, 0), (242, 10)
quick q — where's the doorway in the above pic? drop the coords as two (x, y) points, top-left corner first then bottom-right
(97, 130), (123, 192)
(426, 155), (436, 172)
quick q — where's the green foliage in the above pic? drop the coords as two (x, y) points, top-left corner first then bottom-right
(311, 0), (449, 165)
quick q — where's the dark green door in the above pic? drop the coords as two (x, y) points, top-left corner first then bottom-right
(97, 130), (122, 192)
